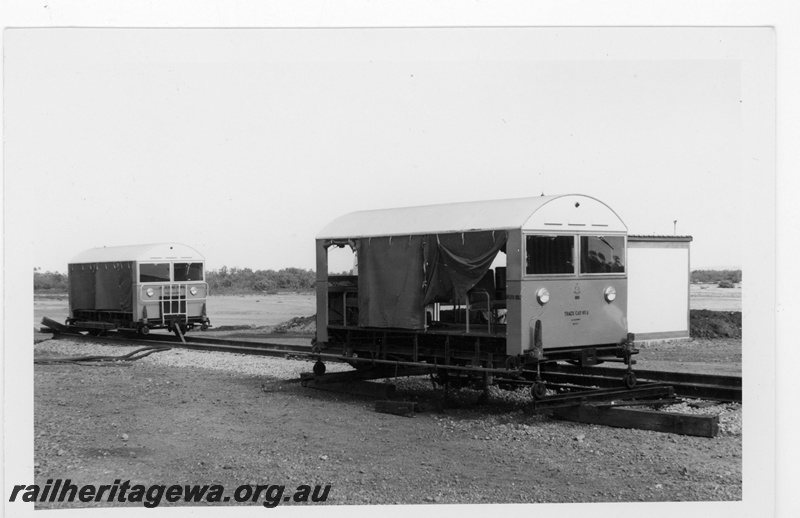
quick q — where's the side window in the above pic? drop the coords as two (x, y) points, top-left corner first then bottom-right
(580, 236), (625, 273)
(525, 235), (575, 275)
(139, 263), (170, 282)
(174, 262), (204, 282)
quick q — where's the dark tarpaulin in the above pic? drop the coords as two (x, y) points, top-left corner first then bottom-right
(69, 264), (96, 311)
(357, 236), (426, 329)
(117, 263), (133, 311)
(95, 263), (121, 309)
(69, 262), (134, 312)
(423, 230), (507, 305)
(95, 262), (134, 311)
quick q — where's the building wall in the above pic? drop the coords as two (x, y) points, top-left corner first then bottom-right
(627, 238), (691, 342)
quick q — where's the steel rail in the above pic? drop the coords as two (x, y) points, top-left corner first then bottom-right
(536, 370), (741, 403)
(540, 363), (741, 388)
(45, 326), (742, 403)
(51, 330), (315, 359)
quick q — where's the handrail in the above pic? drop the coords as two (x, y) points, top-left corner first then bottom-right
(469, 290), (492, 334)
(342, 289), (357, 326)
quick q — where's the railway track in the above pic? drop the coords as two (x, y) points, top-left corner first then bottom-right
(41, 320), (742, 404)
(75, 330), (314, 359)
(45, 332), (742, 403)
(41, 321), (739, 437)
(539, 364), (741, 403)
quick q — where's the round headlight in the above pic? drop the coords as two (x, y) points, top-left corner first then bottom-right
(536, 287), (550, 305)
(190, 287), (198, 296)
(146, 288), (154, 298)
(604, 286), (616, 303)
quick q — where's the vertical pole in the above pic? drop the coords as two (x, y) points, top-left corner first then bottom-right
(316, 240), (329, 344)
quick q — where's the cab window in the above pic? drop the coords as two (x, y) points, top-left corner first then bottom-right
(525, 235), (574, 275)
(174, 262), (204, 282)
(139, 263), (170, 282)
(580, 236), (625, 273)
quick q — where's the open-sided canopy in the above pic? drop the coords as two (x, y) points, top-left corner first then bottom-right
(317, 194), (627, 240)
(69, 243), (204, 265)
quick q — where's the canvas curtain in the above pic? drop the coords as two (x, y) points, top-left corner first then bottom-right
(69, 262), (134, 311)
(69, 264), (96, 310)
(423, 230), (507, 305)
(95, 262), (135, 311)
(354, 231), (507, 329)
(357, 236), (426, 329)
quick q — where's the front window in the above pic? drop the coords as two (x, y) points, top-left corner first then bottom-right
(174, 262), (204, 281)
(580, 236), (625, 273)
(525, 235), (575, 275)
(139, 263), (170, 282)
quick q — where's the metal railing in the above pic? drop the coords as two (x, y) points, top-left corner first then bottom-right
(139, 282), (208, 326)
(159, 283), (188, 326)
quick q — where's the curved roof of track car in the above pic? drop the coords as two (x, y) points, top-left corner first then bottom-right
(317, 194), (627, 240)
(69, 243), (205, 264)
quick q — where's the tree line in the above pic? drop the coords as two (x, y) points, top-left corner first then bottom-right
(34, 267), (743, 293)
(690, 269), (742, 285)
(33, 268), (69, 291)
(205, 266), (316, 293)
(33, 266), (317, 294)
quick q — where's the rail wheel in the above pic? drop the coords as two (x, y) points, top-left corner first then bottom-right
(505, 355), (520, 370)
(531, 381), (547, 400)
(313, 360), (326, 376)
(623, 371), (637, 389)
(431, 369), (450, 387)
(138, 325), (150, 336)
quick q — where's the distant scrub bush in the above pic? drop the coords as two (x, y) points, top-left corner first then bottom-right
(34, 266), (316, 295)
(33, 268), (68, 292)
(691, 269), (741, 285)
(206, 266), (315, 294)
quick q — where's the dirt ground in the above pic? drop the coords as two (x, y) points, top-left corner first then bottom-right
(29, 292), (743, 511)
(689, 284), (742, 312)
(30, 351), (743, 509)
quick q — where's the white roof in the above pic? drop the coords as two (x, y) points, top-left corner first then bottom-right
(317, 194), (626, 239)
(69, 243), (205, 264)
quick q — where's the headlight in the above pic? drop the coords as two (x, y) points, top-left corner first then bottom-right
(146, 288), (154, 298)
(536, 287), (550, 305)
(604, 286), (616, 303)
(190, 287), (198, 296)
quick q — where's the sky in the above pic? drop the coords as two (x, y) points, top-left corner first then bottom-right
(5, 28), (758, 274)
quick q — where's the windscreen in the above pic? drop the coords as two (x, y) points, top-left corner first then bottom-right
(525, 235), (575, 275)
(139, 263), (170, 282)
(174, 262), (204, 281)
(580, 236), (625, 273)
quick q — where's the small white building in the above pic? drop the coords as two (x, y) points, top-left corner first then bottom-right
(627, 235), (692, 343)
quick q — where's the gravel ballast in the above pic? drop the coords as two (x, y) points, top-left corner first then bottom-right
(32, 335), (742, 508)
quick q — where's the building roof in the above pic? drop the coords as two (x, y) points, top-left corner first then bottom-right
(69, 243), (205, 264)
(317, 194), (627, 240)
(628, 235), (693, 242)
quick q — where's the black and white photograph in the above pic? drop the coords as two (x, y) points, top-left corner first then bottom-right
(2, 3), (790, 517)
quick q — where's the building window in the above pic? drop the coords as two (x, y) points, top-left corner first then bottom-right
(525, 235), (574, 275)
(580, 236), (625, 273)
